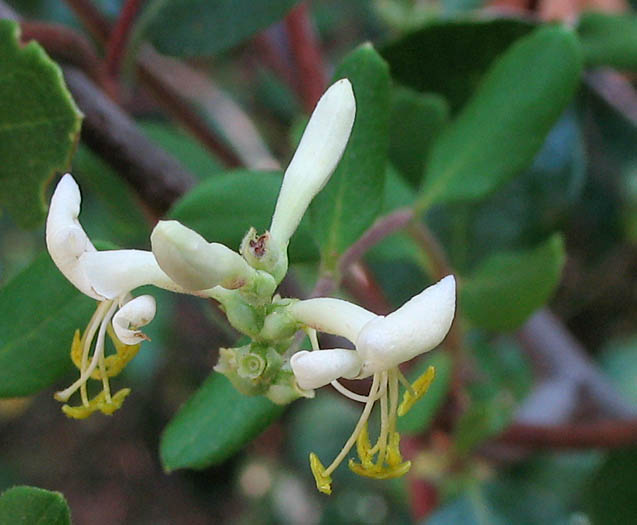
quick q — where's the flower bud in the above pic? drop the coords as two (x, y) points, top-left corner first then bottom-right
(269, 79), (356, 247)
(290, 349), (362, 390)
(151, 220), (255, 291)
(356, 275), (456, 374)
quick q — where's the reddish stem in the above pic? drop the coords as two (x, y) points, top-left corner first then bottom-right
(105, 0), (146, 78)
(284, 2), (327, 112)
(499, 420), (637, 448)
(63, 0), (111, 44)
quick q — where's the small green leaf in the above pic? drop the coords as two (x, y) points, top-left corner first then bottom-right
(169, 170), (319, 263)
(419, 26), (582, 209)
(310, 44), (390, 270)
(389, 87), (448, 187)
(578, 12), (637, 70)
(397, 351), (452, 435)
(160, 373), (285, 471)
(0, 486), (71, 525)
(0, 20), (82, 228)
(461, 234), (566, 331)
(136, 0), (301, 57)
(0, 252), (95, 398)
(381, 18), (534, 111)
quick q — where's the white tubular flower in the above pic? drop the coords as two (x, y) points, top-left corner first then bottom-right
(269, 78), (356, 247)
(46, 174), (191, 419)
(150, 220), (256, 291)
(289, 276), (456, 494)
(112, 295), (156, 345)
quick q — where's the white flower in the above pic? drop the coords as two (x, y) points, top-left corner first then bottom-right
(46, 174), (192, 417)
(288, 275), (456, 494)
(151, 78), (356, 285)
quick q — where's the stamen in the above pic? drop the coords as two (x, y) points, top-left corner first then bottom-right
(54, 301), (118, 402)
(398, 365), (435, 417)
(330, 379), (387, 403)
(322, 373), (381, 477)
(397, 369), (415, 397)
(79, 301), (111, 406)
(306, 327), (320, 351)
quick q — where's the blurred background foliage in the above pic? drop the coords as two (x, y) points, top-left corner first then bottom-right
(0, 0), (636, 523)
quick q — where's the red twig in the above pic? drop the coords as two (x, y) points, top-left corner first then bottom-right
(284, 2), (327, 112)
(498, 420), (637, 448)
(63, 0), (110, 44)
(253, 33), (297, 91)
(105, 0), (145, 78)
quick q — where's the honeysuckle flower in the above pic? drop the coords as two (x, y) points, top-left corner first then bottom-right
(289, 275), (456, 494)
(46, 174), (195, 418)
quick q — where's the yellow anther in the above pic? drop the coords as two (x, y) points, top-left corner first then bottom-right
(348, 458), (412, 479)
(70, 329), (83, 370)
(309, 453), (332, 495)
(398, 365), (435, 416)
(356, 422), (375, 469)
(61, 388), (131, 419)
(385, 431), (404, 467)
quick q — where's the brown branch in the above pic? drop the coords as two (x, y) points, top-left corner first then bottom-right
(62, 65), (197, 216)
(284, 2), (327, 112)
(105, 0), (146, 78)
(498, 420), (637, 448)
(63, 0), (110, 44)
(517, 309), (637, 420)
(585, 69), (637, 126)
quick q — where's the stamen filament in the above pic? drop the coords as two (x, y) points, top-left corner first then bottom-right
(324, 373), (381, 477)
(370, 372), (389, 458)
(55, 301), (118, 402)
(397, 369), (415, 397)
(330, 379), (387, 403)
(79, 300), (111, 406)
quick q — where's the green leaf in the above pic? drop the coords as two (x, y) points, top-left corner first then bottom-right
(389, 87), (448, 187)
(160, 372), (285, 471)
(139, 121), (223, 179)
(461, 234), (565, 331)
(584, 448), (637, 525)
(397, 351), (452, 435)
(419, 26), (582, 209)
(310, 44), (390, 269)
(0, 486), (71, 525)
(578, 12), (637, 70)
(0, 252), (95, 398)
(136, 0), (301, 57)
(169, 170), (319, 263)
(0, 20), (82, 228)
(381, 18), (534, 111)
(452, 394), (515, 457)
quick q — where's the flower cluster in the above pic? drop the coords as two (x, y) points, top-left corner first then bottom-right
(46, 78), (456, 492)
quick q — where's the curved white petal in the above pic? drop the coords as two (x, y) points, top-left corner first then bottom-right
(269, 79), (356, 246)
(289, 297), (376, 343)
(356, 275), (456, 373)
(113, 295), (156, 345)
(151, 220), (254, 291)
(81, 249), (185, 299)
(46, 174), (102, 299)
(290, 349), (362, 390)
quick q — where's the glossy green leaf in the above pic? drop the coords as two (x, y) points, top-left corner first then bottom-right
(0, 20), (82, 228)
(419, 26), (582, 209)
(169, 170), (319, 263)
(160, 372), (285, 471)
(381, 18), (534, 111)
(0, 252), (95, 398)
(578, 12), (637, 70)
(397, 351), (452, 435)
(461, 234), (565, 331)
(136, 0), (301, 57)
(310, 44), (390, 270)
(389, 87), (448, 187)
(0, 486), (70, 525)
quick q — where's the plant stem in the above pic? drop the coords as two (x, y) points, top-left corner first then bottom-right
(105, 0), (146, 78)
